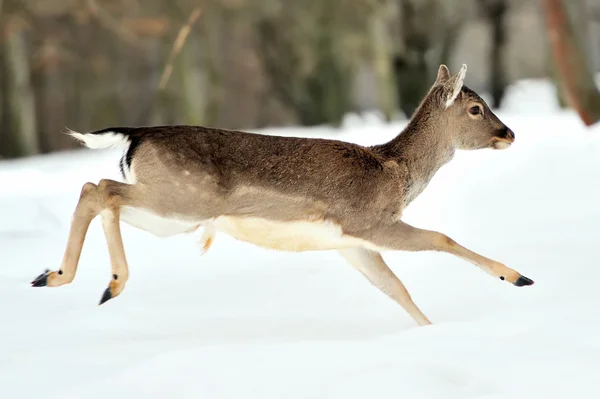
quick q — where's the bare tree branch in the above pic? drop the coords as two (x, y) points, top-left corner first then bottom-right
(158, 7), (202, 90)
(543, 0), (600, 126)
(85, 0), (141, 46)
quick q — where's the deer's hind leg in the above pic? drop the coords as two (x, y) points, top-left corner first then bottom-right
(339, 248), (432, 326)
(31, 179), (137, 305)
(31, 182), (102, 288)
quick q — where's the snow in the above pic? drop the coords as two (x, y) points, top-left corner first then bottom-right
(2, 81), (600, 399)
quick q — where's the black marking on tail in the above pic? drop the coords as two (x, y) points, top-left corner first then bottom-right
(89, 125), (198, 180)
(119, 155), (127, 179)
(124, 136), (143, 173)
(89, 127), (142, 180)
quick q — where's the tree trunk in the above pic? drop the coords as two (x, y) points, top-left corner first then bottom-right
(543, 0), (600, 126)
(369, 3), (398, 121)
(439, 23), (460, 71)
(198, 4), (223, 127)
(393, 51), (428, 118)
(394, 0), (432, 118)
(256, 8), (352, 127)
(1, 25), (40, 158)
(488, 1), (507, 109)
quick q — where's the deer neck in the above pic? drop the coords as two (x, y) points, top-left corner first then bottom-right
(373, 112), (455, 205)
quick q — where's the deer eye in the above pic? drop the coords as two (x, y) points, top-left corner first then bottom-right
(469, 106), (481, 116)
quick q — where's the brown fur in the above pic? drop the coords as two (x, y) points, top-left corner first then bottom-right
(31, 64), (532, 326)
(115, 65), (514, 233)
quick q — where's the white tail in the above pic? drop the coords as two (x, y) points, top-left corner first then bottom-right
(68, 129), (130, 150)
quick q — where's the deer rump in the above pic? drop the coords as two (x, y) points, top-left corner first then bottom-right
(69, 125), (394, 253)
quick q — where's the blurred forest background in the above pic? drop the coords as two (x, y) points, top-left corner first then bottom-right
(1, 0), (600, 159)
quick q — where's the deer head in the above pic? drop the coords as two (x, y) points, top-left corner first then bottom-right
(427, 64), (515, 150)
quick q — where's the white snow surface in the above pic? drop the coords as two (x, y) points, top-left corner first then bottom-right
(2, 90), (600, 398)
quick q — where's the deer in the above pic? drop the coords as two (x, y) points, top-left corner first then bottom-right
(30, 64), (533, 326)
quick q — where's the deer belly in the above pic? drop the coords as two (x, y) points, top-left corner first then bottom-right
(213, 216), (366, 252)
(120, 206), (201, 238)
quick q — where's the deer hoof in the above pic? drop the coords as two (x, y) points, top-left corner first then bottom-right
(31, 269), (51, 287)
(99, 287), (114, 305)
(514, 275), (534, 287)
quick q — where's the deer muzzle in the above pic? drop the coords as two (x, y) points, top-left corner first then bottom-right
(492, 127), (515, 149)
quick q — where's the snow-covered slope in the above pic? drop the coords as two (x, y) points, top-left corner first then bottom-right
(2, 98), (600, 398)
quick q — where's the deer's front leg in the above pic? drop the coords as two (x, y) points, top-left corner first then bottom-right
(339, 248), (432, 326)
(358, 221), (534, 287)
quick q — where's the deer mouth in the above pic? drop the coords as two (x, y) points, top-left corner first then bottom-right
(492, 137), (513, 150)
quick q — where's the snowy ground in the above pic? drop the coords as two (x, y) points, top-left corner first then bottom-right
(2, 81), (600, 398)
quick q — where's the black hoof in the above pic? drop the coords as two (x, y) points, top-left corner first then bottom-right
(514, 275), (534, 287)
(99, 287), (113, 305)
(31, 269), (51, 287)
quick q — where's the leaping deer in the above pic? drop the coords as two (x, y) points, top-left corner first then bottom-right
(31, 64), (533, 326)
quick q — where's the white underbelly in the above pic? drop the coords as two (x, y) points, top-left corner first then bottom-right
(120, 206), (201, 237)
(118, 207), (377, 252)
(213, 216), (376, 252)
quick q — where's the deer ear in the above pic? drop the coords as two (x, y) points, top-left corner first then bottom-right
(435, 64), (451, 85)
(442, 64), (467, 109)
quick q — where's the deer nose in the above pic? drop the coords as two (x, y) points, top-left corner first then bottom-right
(505, 128), (515, 141)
